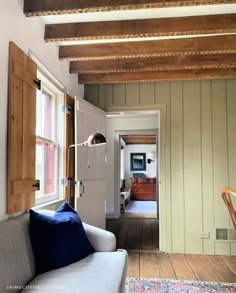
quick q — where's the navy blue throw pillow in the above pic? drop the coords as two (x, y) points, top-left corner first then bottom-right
(29, 202), (95, 274)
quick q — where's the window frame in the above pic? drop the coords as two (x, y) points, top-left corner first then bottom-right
(35, 71), (64, 205)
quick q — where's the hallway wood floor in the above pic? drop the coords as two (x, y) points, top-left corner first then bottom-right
(106, 218), (236, 283)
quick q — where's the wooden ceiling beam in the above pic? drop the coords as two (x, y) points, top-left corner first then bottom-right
(78, 67), (236, 84)
(70, 53), (236, 73)
(123, 136), (156, 144)
(45, 14), (236, 42)
(122, 135), (156, 138)
(59, 35), (236, 61)
(24, 0), (236, 16)
(123, 136), (156, 141)
(126, 140), (156, 145)
(124, 140), (156, 144)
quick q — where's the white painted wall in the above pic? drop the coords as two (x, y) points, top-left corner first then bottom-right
(0, 1), (83, 220)
(120, 138), (125, 181)
(120, 149), (125, 181)
(124, 144), (157, 188)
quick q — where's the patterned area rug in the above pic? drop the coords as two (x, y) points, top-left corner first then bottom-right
(125, 278), (236, 293)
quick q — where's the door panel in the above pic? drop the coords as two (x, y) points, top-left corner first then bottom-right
(75, 98), (106, 229)
(76, 180), (106, 229)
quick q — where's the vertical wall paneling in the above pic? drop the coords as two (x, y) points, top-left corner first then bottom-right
(112, 84), (126, 107)
(226, 81), (236, 253)
(84, 78), (236, 255)
(126, 83), (140, 106)
(230, 243), (236, 256)
(140, 82), (155, 105)
(212, 80), (229, 229)
(183, 80), (202, 254)
(215, 242), (231, 256)
(99, 84), (113, 109)
(84, 84), (98, 106)
(226, 80), (236, 190)
(154, 81), (172, 252)
(170, 81), (185, 253)
(200, 80), (214, 254)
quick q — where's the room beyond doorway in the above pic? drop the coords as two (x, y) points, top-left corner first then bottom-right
(106, 106), (166, 252)
(119, 132), (158, 220)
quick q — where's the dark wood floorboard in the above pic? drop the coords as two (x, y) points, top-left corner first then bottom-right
(106, 217), (236, 282)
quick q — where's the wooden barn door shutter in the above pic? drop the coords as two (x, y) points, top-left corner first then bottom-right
(63, 94), (75, 206)
(8, 42), (40, 214)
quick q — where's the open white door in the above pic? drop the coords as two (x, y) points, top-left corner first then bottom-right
(74, 98), (106, 229)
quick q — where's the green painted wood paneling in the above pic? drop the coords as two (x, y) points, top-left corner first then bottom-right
(212, 80), (228, 228)
(84, 79), (236, 255)
(113, 84), (126, 107)
(140, 82), (155, 105)
(170, 81), (185, 253)
(98, 84), (112, 110)
(226, 80), (236, 190)
(154, 81), (172, 252)
(200, 80), (214, 254)
(84, 84), (98, 106)
(126, 83), (140, 106)
(183, 80), (202, 254)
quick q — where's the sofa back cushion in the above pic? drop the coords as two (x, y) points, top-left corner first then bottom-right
(29, 202), (95, 274)
(0, 214), (35, 292)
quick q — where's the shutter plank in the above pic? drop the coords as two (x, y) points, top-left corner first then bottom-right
(12, 60), (39, 90)
(8, 68), (24, 213)
(12, 179), (40, 194)
(22, 82), (37, 208)
(8, 42), (38, 214)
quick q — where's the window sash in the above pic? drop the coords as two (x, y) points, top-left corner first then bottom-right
(36, 138), (58, 203)
(35, 78), (61, 205)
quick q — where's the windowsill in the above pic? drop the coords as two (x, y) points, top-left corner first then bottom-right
(33, 198), (65, 211)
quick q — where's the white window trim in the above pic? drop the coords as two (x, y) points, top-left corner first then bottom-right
(33, 64), (65, 205)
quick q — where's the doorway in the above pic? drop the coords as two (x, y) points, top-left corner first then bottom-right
(106, 106), (167, 252)
(119, 133), (158, 219)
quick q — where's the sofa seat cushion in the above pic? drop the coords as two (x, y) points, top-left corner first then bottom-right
(23, 250), (128, 293)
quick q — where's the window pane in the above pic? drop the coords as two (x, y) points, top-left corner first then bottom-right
(36, 141), (56, 197)
(36, 90), (55, 140)
(36, 142), (43, 197)
(36, 91), (43, 137)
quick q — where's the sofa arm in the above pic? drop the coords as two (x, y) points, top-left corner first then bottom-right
(83, 222), (116, 252)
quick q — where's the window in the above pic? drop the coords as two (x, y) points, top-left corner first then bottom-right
(35, 72), (64, 205)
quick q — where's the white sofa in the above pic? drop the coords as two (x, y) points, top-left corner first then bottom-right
(0, 211), (128, 293)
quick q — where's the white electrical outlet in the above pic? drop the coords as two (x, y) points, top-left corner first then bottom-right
(198, 232), (210, 239)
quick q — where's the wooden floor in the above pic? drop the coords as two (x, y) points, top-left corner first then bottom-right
(106, 217), (159, 251)
(106, 217), (236, 283)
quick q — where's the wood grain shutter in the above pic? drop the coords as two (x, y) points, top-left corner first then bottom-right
(8, 42), (40, 214)
(63, 94), (75, 206)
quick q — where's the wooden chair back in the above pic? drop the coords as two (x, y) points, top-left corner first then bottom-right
(221, 187), (236, 230)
